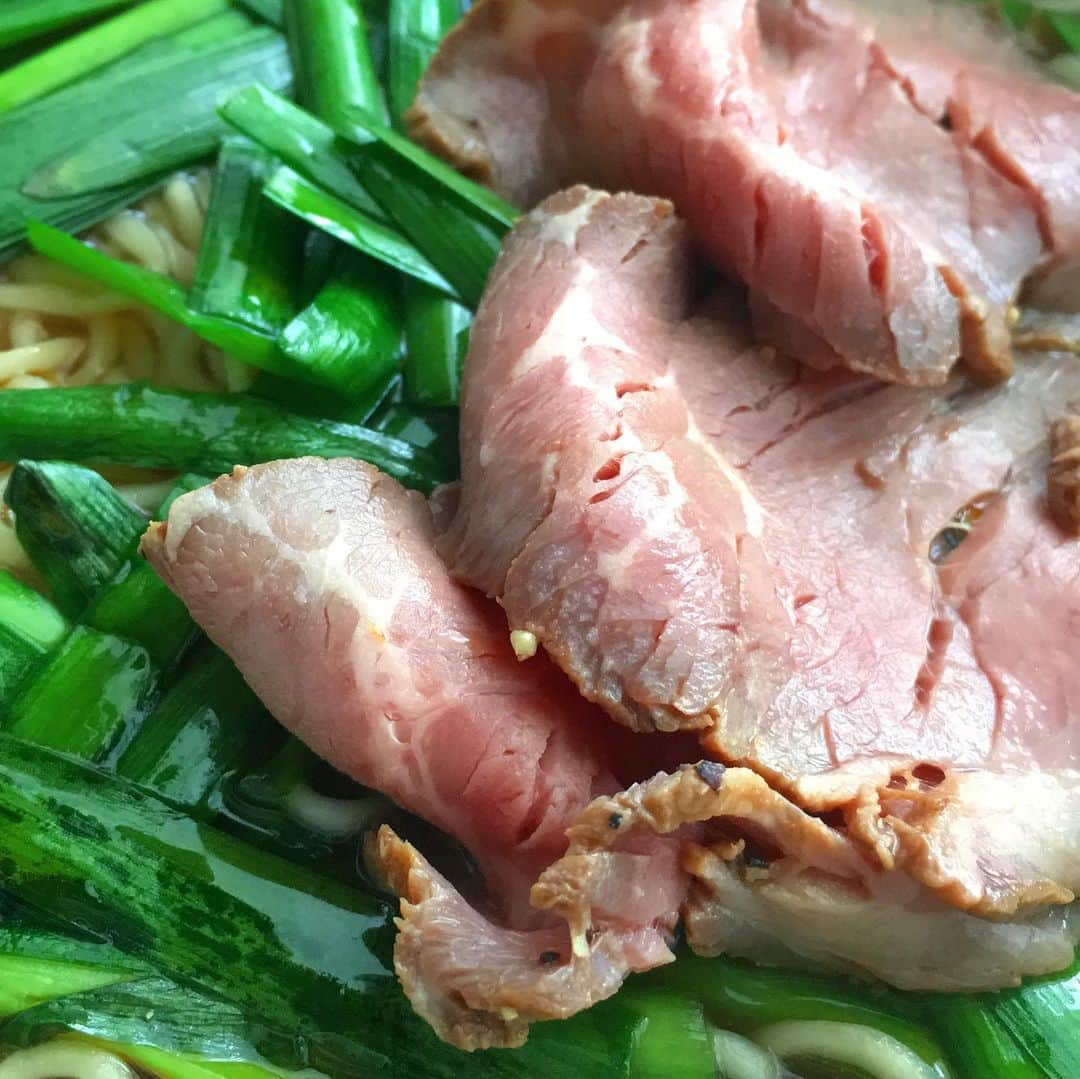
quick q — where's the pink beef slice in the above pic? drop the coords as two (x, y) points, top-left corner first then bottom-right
(437, 186), (1080, 920)
(140, 458), (685, 1048)
(410, 0), (1080, 385)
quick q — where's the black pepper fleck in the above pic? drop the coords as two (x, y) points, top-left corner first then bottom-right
(929, 525), (969, 564)
(695, 760), (725, 790)
(539, 950), (560, 965)
(608, 812), (623, 830)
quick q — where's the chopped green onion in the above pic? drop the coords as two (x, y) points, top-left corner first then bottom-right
(249, 367), (402, 425)
(4, 623), (158, 760)
(285, 0), (385, 128)
(117, 640), (273, 810)
(374, 402), (458, 458)
(0, 16), (289, 256)
(345, 138), (503, 306)
(0, 383), (451, 493)
(0, 0), (135, 50)
(0, 570), (69, 708)
(220, 83), (387, 224)
(929, 998), (1043, 1079)
(402, 278), (471, 406)
(190, 136), (305, 339)
(0, 0), (228, 114)
(1047, 11), (1080, 52)
(625, 992), (716, 1079)
(387, 0), (459, 128)
(0, 955), (130, 1018)
(279, 249), (403, 397)
(340, 97), (519, 232)
(26, 219), (286, 371)
(263, 166), (457, 297)
(3, 460), (146, 619)
(22, 21), (291, 201)
(969, 960), (1080, 1079)
(83, 475), (207, 670)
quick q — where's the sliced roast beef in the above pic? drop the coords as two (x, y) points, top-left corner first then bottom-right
(141, 458), (620, 926)
(412, 0), (1079, 384)
(439, 185), (1080, 919)
(141, 458), (683, 1048)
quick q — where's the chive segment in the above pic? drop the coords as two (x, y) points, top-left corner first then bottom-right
(117, 641), (271, 809)
(21, 20), (291, 201)
(0, 0), (228, 114)
(27, 219), (287, 372)
(4, 460), (147, 619)
(0, 384), (450, 492)
(4, 623), (158, 760)
(82, 475), (207, 669)
(285, 0), (385, 129)
(387, 0), (474, 405)
(0, 570), (68, 707)
(279, 250), (403, 397)
(402, 279), (471, 407)
(263, 166), (456, 297)
(250, 367), (401, 425)
(190, 136), (305, 338)
(341, 99), (519, 232)
(221, 83), (386, 224)
(0, 16), (290, 257)
(387, 0), (459, 127)
(0, 1), (136, 50)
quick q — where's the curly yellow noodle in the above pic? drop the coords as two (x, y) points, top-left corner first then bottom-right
(0, 170), (258, 584)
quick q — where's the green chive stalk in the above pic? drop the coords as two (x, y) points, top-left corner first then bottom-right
(263, 165), (456, 296)
(190, 136), (306, 339)
(0, 570), (68, 707)
(279, 3), (405, 400)
(234, 0), (283, 26)
(0, 1), (135, 49)
(0, 383), (450, 493)
(374, 402), (458, 459)
(401, 278), (471, 407)
(284, 0), (385, 129)
(19, 18), (290, 201)
(386, 1), (473, 409)
(4, 623), (158, 760)
(250, 367), (402, 426)
(221, 84), (387, 224)
(83, 474), (208, 669)
(387, 0), (459, 127)
(116, 641), (273, 810)
(0, 0), (228, 113)
(0, 17), (290, 257)
(3, 460), (147, 619)
(26, 220), (287, 372)
(279, 249), (403, 398)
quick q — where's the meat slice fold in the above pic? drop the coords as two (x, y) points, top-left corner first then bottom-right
(412, 0), (1080, 384)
